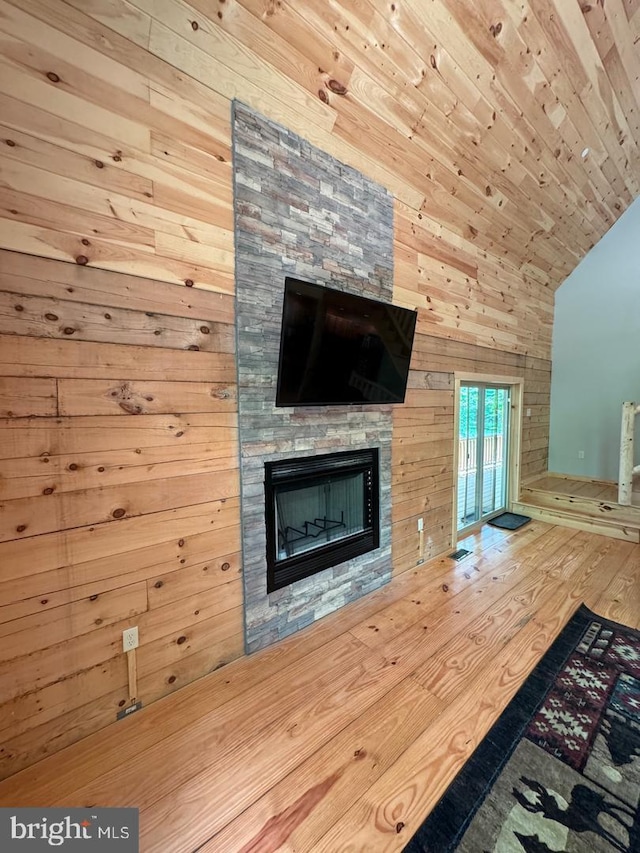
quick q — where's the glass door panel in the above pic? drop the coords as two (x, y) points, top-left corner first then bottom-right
(457, 383), (510, 532)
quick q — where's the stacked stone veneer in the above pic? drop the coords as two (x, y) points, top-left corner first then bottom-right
(233, 102), (394, 653)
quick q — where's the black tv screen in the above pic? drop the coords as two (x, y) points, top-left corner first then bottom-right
(275, 278), (417, 407)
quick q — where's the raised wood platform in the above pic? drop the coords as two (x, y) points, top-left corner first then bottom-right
(0, 521), (638, 852)
(514, 474), (640, 544)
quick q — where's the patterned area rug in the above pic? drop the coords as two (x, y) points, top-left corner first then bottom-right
(404, 604), (640, 852)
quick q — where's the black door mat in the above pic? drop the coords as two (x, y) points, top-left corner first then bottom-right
(487, 512), (532, 530)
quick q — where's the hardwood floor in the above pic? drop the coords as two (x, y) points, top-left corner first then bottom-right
(526, 473), (618, 499)
(1, 521), (638, 852)
(525, 472), (640, 505)
(515, 474), (640, 543)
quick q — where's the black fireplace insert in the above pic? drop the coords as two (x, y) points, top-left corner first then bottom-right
(264, 448), (379, 592)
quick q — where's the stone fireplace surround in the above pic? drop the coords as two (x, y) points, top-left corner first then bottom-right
(233, 102), (395, 653)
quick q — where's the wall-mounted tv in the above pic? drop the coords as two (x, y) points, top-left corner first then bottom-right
(275, 278), (417, 407)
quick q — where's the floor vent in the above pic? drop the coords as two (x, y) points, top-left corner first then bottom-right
(449, 548), (471, 561)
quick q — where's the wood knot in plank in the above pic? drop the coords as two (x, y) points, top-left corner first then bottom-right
(75, 255), (89, 265)
(221, 562), (230, 571)
(117, 402), (142, 415)
(112, 508), (126, 519)
(489, 22), (502, 36)
(46, 71), (60, 83)
(318, 89), (329, 104)
(327, 79), (348, 95)
(184, 278), (194, 287)
(396, 822), (405, 833)
(108, 382), (148, 414)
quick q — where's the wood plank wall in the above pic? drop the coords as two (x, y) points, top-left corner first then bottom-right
(0, 247), (551, 778)
(3, 0), (627, 775)
(0, 251), (243, 779)
(392, 340), (550, 573)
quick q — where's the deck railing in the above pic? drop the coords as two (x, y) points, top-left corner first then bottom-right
(458, 435), (504, 475)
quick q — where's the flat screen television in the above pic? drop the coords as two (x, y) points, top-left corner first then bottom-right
(275, 278), (417, 407)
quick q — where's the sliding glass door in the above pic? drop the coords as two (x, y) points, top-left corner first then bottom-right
(457, 383), (510, 531)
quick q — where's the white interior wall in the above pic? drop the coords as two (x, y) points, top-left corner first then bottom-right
(549, 197), (640, 482)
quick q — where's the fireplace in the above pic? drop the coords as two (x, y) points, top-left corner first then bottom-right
(265, 448), (380, 592)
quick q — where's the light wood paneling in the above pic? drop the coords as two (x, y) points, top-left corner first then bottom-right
(0, 377), (57, 417)
(0, 250), (241, 776)
(0, 0), (636, 330)
(392, 335), (551, 573)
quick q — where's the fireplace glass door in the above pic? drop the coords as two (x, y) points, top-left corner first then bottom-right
(276, 471), (365, 560)
(265, 449), (379, 592)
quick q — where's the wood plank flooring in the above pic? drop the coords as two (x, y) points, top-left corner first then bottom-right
(526, 472), (640, 505)
(516, 473), (640, 543)
(0, 521), (638, 852)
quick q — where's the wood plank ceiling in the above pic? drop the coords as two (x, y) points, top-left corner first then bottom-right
(0, 0), (639, 299)
(252, 0), (640, 286)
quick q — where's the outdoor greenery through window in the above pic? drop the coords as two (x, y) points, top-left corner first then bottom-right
(458, 384), (509, 530)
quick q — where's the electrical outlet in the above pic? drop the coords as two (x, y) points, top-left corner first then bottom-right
(417, 517), (424, 531)
(117, 701), (142, 721)
(122, 626), (139, 653)
(578, 450), (585, 459)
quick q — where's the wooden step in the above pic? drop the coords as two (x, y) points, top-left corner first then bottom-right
(514, 490), (640, 544)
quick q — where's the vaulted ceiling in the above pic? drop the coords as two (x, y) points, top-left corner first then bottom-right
(1, 0), (639, 326)
(221, 0), (640, 288)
